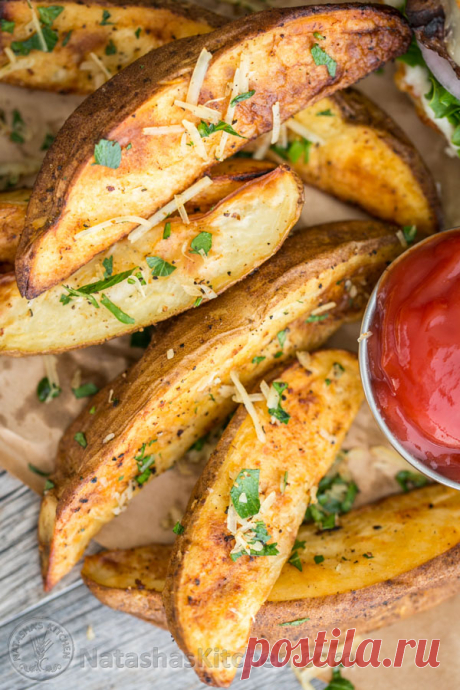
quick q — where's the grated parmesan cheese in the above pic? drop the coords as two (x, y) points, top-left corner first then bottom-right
(230, 371), (266, 443)
(357, 331), (373, 343)
(396, 229), (408, 248)
(259, 490), (277, 515)
(0, 56), (35, 78)
(286, 118), (325, 145)
(89, 52), (111, 81)
(297, 351), (312, 371)
(311, 301), (336, 316)
(129, 176), (213, 243)
(27, 0), (48, 52)
(103, 433), (115, 444)
(319, 428), (336, 445)
(271, 102), (281, 144)
(174, 100), (220, 124)
(252, 133), (271, 161)
(75, 215), (152, 239)
(143, 125), (185, 136)
(182, 119), (208, 161)
(260, 380), (271, 401)
(186, 48), (212, 106)
(174, 193), (190, 224)
(167, 348), (175, 360)
(266, 383), (280, 411)
(43, 354), (59, 391)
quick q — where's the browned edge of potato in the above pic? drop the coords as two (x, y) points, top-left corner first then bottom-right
(163, 352), (363, 686)
(0, 0), (225, 93)
(15, 4), (411, 298)
(38, 220), (402, 592)
(82, 484), (460, 649)
(266, 87), (442, 235)
(0, 162), (303, 354)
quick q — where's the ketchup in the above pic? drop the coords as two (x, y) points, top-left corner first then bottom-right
(368, 230), (460, 480)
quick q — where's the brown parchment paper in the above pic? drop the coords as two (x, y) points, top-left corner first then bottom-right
(1, 47), (460, 677)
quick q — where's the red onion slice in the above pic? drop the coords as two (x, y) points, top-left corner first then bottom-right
(418, 39), (460, 100)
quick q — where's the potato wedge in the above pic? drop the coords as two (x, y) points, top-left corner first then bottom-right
(0, 189), (29, 269)
(265, 88), (442, 235)
(15, 4), (411, 298)
(0, 164), (303, 354)
(163, 352), (363, 686)
(0, 0), (223, 94)
(82, 484), (460, 645)
(38, 220), (401, 591)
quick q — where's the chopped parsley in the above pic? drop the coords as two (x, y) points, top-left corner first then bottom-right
(313, 31), (325, 40)
(288, 538), (305, 571)
(41, 133), (55, 150)
(230, 469), (260, 519)
(333, 362), (345, 378)
(277, 329), (288, 349)
(402, 225), (417, 244)
(135, 443), (155, 484)
(194, 296), (202, 307)
(189, 435), (208, 452)
(60, 268), (136, 305)
(38, 5), (64, 25)
(1, 19), (15, 34)
(281, 470), (288, 493)
(325, 666), (355, 690)
(163, 222), (171, 240)
(304, 470), (359, 530)
(37, 377), (61, 403)
(317, 109), (334, 116)
(72, 382), (99, 399)
(252, 356), (266, 365)
(306, 313), (329, 322)
(395, 470), (429, 492)
(190, 231), (212, 256)
(268, 381), (290, 424)
(100, 294), (135, 324)
(44, 479), (55, 492)
(62, 30), (72, 46)
(311, 44), (337, 78)
(10, 110), (26, 144)
(279, 617), (310, 626)
(230, 520), (279, 560)
(94, 139), (122, 169)
(314, 554), (324, 564)
(100, 9), (113, 25)
(272, 137), (311, 165)
(74, 431), (87, 448)
(363, 552), (374, 559)
(105, 39), (117, 56)
(173, 521), (185, 535)
(89, 406), (96, 414)
(28, 462), (50, 477)
(230, 90), (255, 106)
(102, 255), (113, 278)
(135, 27), (141, 39)
(197, 120), (246, 139)
(146, 256), (176, 277)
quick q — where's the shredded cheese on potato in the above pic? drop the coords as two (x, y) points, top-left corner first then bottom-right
(129, 176), (213, 243)
(186, 48), (212, 106)
(89, 52), (111, 81)
(143, 125), (185, 136)
(253, 133), (271, 161)
(174, 193), (190, 224)
(0, 56), (35, 78)
(286, 118), (324, 145)
(75, 215), (152, 239)
(271, 102), (281, 144)
(182, 119), (208, 161)
(175, 100), (220, 124)
(230, 371), (266, 443)
(43, 354), (59, 391)
(311, 301), (336, 316)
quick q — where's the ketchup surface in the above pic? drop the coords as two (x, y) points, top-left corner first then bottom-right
(368, 230), (460, 480)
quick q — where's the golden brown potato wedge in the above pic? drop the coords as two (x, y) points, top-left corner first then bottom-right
(15, 4), (411, 298)
(265, 88), (442, 235)
(0, 164), (303, 354)
(82, 484), (460, 647)
(0, 188), (29, 269)
(0, 0), (223, 93)
(163, 352), (363, 686)
(38, 220), (401, 592)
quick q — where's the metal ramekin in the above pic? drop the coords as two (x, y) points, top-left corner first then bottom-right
(358, 231), (460, 491)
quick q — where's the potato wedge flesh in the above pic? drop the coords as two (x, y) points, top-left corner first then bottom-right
(164, 353), (363, 686)
(16, 5), (411, 297)
(271, 483), (460, 601)
(0, 189), (29, 266)
(0, 0), (221, 94)
(39, 221), (401, 591)
(0, 165), (302, 353)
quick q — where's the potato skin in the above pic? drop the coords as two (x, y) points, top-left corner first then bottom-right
(15, 4), (411, 298)
(82, 485), (460, 651)
(163, 353), (363, 686)
(273, 88), (442, 235)
(405, 0), (460, 78)
(0, 0), (223, 93)
(38, 220), (401, 592)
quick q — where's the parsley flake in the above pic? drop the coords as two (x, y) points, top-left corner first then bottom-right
(230, 469), (260, 519)
(190, 231), (212, 256)
(173, 521), (185, 535)
(268, 381), (290, 424)
(279, 617), (310, 626)
(94, 139), (122, 169)
(197, 120), (246, 139)
(100, 9), (113, 25)
(100, 294), (135, 324)
(74, 431), (87, 448)
(163, 222), (171, 239)
(37, 377), (61, 403)
(1, 20), (15, 34)
(102, 255), (113, 278)
(146, 256), (176, 277)
(230, 90), (255, 106)
(72, 382), (99, 399)
(311, 44), (337, 78)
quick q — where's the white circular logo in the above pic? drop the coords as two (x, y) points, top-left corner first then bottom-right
(8, 617), (74, 681)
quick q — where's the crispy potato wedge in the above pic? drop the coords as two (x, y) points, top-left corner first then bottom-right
(82, 484), (460, 647)
(15, 4), (411, 298)
(0, 0), (223, 93)
(405, 0), (460, 78)
(38, 220), (401, 591)
(0, 189), (30, 269)
(0, 164), (303, 354)
(266, 88), (442, 235)
(163, 352), (363, 686)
